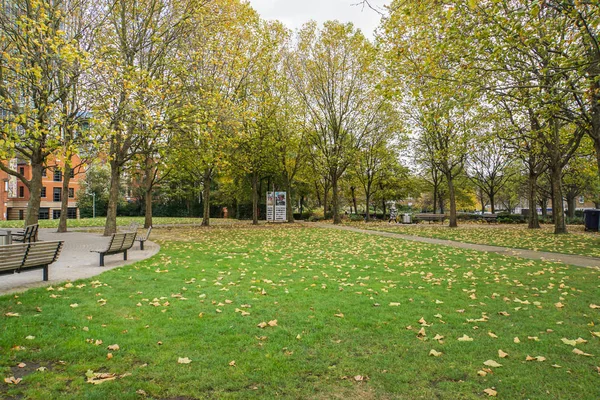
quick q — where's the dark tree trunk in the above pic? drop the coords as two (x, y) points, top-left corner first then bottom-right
(550, 164), (567, 234)
(104, 160), (120, 236)
(490, 192), (496, 214)
(439, 194), (445, 215)
(447, 175), (458, 228)
(479, 190), (485, 214)
(202, 168), (211, 227)
(540, 199), (548, 219)
(351, 186), (357, 215)
(382, 198), (386, 220)
(57, 165), (71, 233)
(252, 172), (259, 225)
(365, 193), (371, 221)
(332, 173), (341, 224)
(25, 157), (44, 226)
(323, 183), (329, 218)
(144, 188), (153, 229)
(566, 193), (576, 220)
(527, 173), (540, 229)
(284, 175), (294, 223)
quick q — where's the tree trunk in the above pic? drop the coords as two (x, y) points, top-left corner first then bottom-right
(104, 161), (120, 236)
(365, 193), (371, 222)
(490, 192), (495, 214)
(479, 190), (485, 214)
(351, 186), (357, 215)
(433, 185), (438, 214)
(541, 199), (548, 219)
(144, 188), (153, 229)
(202, 168), (211, 227)
(566, 193), (576, 220)
(439, 193), (445, 215)
(527, 173), (540, 229)
(332, 174), (341, 224)
(26, 161), (43, 226)
(57, 165), (71, 233)
(323, 183), (329, 218)
(447, 175), (458, 228)
(285, 176), (294, 223)
(550, 164), (567, 234)
(382, 198), (387, 220)
(251, 172), (258, 225)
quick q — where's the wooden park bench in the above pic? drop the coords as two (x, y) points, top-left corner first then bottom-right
(91, 232), (137, 267)
(414, 213), (446, 223)
(479, 214), (498, 223)
(136, 226), (152, 250)
(0, 241), (64, 281)
(12, 224), (39, 243)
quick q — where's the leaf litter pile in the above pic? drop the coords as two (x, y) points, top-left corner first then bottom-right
(1, 225), (599, 399)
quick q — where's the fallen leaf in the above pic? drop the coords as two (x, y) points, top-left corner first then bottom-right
(514, 337), (521, 343)
(477, 370), (487, 376)
(107, 344), (120, 351)
(483, 360), (502, 368)
(429, 349), (442, 357)
(229, 360), (236, 367)
(554, 302), (564, 309)
(484, 388), (497, 397)
(86, 371), (117, 385)
(458, 334), (473, 342)
(573, 348), (593, 357)
(17, 363), (26, 368)
(488, 331), (498, 338)
(590, 304), (600, 309)
(25, 335), (35, 340)
(70, 304), (78, 308)
(4, 313), (20, 317)
(177, 357), (192, 364)
(107, 353), (113, 360)
(525, 355), (546, 361)
(36, 367), (47, 372)
(389, 302), (401, 307)
(268, 320), (278, 327)
(498, 350), (509, 358)
(4, 376), (22, 385)
(433, 334), (444, 341)
(334, 313), (344, 318)
(257, 322), (267, 329)
(498, 311), (510, 316)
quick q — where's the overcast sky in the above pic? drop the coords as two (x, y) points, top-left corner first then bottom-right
(247, 0), (390, 39)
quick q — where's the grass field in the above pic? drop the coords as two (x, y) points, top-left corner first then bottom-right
(0, 217), (245, 230)
(349, 222), (600, 258)
(1, 225), (599, 399)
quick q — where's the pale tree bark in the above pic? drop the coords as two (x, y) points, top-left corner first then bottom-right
(446, 174), (458, 228)
(202, 168), (212, 227)
(252, 172), (259, 225)
(58, 166), (71, 233)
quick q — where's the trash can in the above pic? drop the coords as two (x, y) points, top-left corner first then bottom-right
(0, 230), (12, 245)
(402, 214), (412, 224)
(583, 209), (600, 232)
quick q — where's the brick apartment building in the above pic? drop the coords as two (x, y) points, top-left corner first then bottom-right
(0, 155), (85, 221)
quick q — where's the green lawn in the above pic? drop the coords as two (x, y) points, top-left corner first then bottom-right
(0, 217), (245, 230)
(1, 226), (599, 399)
(349, 222), (600, 258)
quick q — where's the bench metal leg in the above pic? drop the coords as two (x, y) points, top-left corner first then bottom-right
(124, 250), (127, 261)
(140, 241), (144, 251)
(43, 265), (48, 281)
(100, 254), (105, 267)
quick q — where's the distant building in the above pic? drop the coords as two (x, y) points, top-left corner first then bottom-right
(0, 156), (85, 220)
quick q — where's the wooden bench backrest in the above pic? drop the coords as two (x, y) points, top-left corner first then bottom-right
(107, 233), (127, 253)
(122, 232), (137, 250)
(0, 243), (29, 271)
(21, 241), (63, 268)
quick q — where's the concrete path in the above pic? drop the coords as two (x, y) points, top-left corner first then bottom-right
(313, 223), (600, 269)
(0, 228), (160, 296)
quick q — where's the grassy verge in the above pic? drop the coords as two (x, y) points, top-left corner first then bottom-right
(0, 217), (248, 230)
(346, 221), (600, 258)
(1, 226), (599, 399)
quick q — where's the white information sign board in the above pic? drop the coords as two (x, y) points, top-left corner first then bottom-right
(267, 192), (287, 222)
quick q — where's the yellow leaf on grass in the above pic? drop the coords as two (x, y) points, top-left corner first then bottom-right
(4, 376), (22, 385)
(389, 302), (401, 307)
(573, 348), (593, 357)
(498, 350), (509, 358)
(433, 334), (444, 341)
(488, 331), (498, 338)
(483, 360), (502, 368)
(458, 335), (473, 342)
(268, 320), (278, 327)
(484, 388), (497, 397)
(107, 344), (120, 351)
(525, 355), (546, 361)
(257, 322), (268, 328)
(477, 370), (487, 376)
(334, 313), (344, 318)
(229, 360), (236, 367)
(429, 349), (442, 357)
(554, 302), (564, 309)
(590, 304), (600, 309)
(4, 313), (20, 317)
(177, 357), (192, 364)
(514, 337), (521, 343)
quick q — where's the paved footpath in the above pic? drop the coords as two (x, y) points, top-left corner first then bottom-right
(0, 228), (160, 296)
(313, 223), (600, 269)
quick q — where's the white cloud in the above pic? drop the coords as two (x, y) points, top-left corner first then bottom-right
(247, 0), (389, 39)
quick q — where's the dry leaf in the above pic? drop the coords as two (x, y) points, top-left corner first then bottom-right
(573, 348), (593, 357)
(433, 334), (444, 341)
(429, 349), (442, 357)
(417, 327), (426, 337)
(70, 304), (78, 308)
(477, 370), (487, 376)
(17, 363), (26, 368)
(498, 350), (509, 358)
(590, 304), (600, 309)
(514, 337), (521, 343)
(257, 322), (267, 328)
(25, 335), (35, 340)
(4, 313), (20, 317)
(107, 344), (120, 351)
(488, 331), (498, 338)
(498, 311), (510, 316)
(389, 302), (401, 307)
(177, 357), (192, 364)
(483, 360), (502, 368)
(229, 360), (236, 367)
(334, 313), (344, 318)
(484, 388), (497, 397)
(268, 320), (278, 327)
(554, 302), (564, 309)
(458, 334), (473, 342)
(4, 376), (22, 385)
(526, 355), (546, 361)
(86, 372), (117, 385)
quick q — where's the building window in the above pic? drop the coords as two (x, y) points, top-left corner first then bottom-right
(53, 170), (62, 182)
(579, 196), (585, 204)
(39, 208), (49, 220)
(19, 167), (25, 176)
(19, 186), (24, 198)
(53, 187), (61, 202)
(67, 208), (77, 219)
(53, 210), (61, 220)
(68, 188), (74, 198)
(18, 210), (24, 220)
(69, 168), (75, 178)
(41, 187), (46, 198)
(42, 169), (47, 177)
